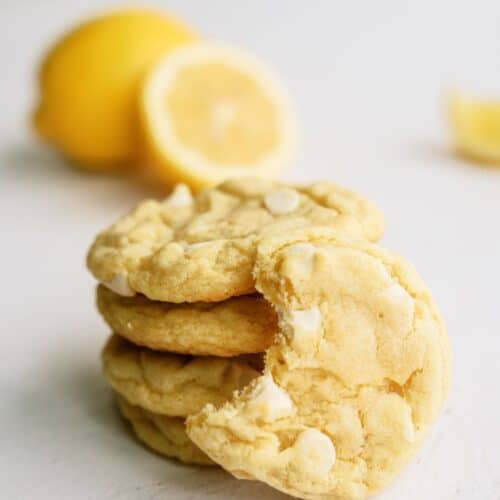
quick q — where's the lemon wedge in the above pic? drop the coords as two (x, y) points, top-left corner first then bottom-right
(448, 91), (500, 164)
(140, 44), (298, 189)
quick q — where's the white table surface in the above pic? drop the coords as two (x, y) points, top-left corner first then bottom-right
(2, 1), (500, 498)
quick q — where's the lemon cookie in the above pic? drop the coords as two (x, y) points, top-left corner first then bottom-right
(102, 334), (260, 417)
(187, 229), (451, 499)
(96, 285), (277, 356)
(116, 394), (213, 466)
(87, 178), (384, 303)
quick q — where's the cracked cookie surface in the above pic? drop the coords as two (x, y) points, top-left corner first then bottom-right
(102, 334), (261, 417)
(186, 228), (451, 499)
(116, 394), (214, 466)
(97, 285), (277, 356)
(87, 178), (384, 303)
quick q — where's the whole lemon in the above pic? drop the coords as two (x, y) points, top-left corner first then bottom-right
(33, 9), (198, 171)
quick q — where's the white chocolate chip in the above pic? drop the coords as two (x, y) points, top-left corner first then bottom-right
(168, 242), (185, 254)
(163, 184), (193, 208)
(285, 243), (317, 257)
(103, 274), (135, 297)
(283, 306), (322, 342)
(382, 283), (410, 302)
(187, 241), (211, 250)
(381, 284), (415, 317)
(264, 188), (300, 215)
(284, 243), (317, 275)
(246, 375), (294, 422)
(293, 429), (336, 474)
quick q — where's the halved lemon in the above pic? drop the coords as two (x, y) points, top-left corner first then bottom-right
(33, 9), (198, 171)
(140, 44), (298, 190)
(448, 91), (500, 164)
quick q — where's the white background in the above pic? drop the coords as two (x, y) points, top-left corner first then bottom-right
(1, 1), (500, 499)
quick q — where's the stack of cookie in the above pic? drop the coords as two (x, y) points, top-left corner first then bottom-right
(86, 178), (450, 499)
(97, 295), (272, 465)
